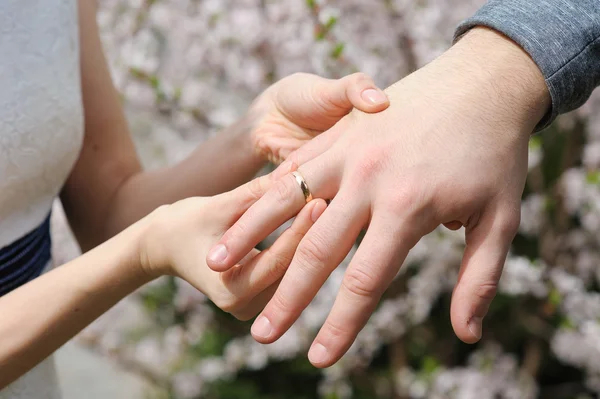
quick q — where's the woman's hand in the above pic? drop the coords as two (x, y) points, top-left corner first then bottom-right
(138, 172), (327, 320)
(249, 73), (390, 164)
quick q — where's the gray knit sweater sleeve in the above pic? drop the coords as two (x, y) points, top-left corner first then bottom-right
(455, 0), (600, 130)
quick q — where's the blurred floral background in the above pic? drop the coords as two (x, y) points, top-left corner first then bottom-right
(51, 0), (600, 398)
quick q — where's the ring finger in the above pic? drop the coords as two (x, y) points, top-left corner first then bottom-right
(207, 155), (342, 272)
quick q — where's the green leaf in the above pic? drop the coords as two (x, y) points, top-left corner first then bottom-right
(149, 75), (160, 90)
(330, 43), (345, 59)
(422, 356), (440, 375)
(324, 16), (337, 30)
(140, 277), (177, 312)
(586, 170), (600, 185)
(190, 329), (231, 358)
(548, 288), (562, 306)
(529, 135), (543, 150)
(559, 317), (576, 330)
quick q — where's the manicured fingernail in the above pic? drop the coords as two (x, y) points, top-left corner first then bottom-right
(251, 316), (272, 339)
(311, 201), (327, 222)
(207, 244), (228, 264)
(308, 343), (329, 365)
(468, 317), (483, 340)
(361, 88), (387, 105)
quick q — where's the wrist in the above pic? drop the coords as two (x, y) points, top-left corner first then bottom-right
(136, 205), (173, 280)
(450, 27), (550, 132)
(386, 27), (550, 139)
(84, 217), (155, 291)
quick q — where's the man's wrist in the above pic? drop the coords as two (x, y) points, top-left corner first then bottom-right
(448, 27), (551, 133)
(384, 26), (551, 137)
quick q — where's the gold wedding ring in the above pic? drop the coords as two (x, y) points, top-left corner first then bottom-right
(292, 171), (313, 203)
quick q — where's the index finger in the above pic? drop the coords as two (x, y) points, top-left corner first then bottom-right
(221, 199), (328, 299)
(207, 157), (340, 272)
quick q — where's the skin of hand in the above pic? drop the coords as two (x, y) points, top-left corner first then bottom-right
(65, 0), (388, 251)
(248, 72), (390, 164)
(0, 172), (327, 388)
(206, 27), (551, 368)
(139, 172), (328, 321)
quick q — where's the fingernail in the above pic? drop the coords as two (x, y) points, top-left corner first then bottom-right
(251, 316), (273, 339)
(311, 201), (327, 222)
(278, 160), (292, 173)
(207, 244), (228, 264)
(308, 343), (329, 365)
(468, 317), (483, 340)
(361, 88), (387, 105)
(274, 160), (295, 179)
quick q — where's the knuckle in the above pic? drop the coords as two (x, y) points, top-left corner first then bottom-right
(312, 81), (329, 100)
(263, 249), (293, 280)
(219, 264), (243, 285)
(385, 174), (434, 220)
(322, 319), (351, 339)
(342, 268), (379, 298)
(384, 189), (419, 219)
(272, 176), (297, 206)
(496, 209), (520, 240)
(269, 290), (291, 314)
(285, 151), (300, 170)
(215, 293), (242, 314)
(296, 235), (330, 272)
(387, 186), (416, 212)
(232, 310), (257, 322)
(350, 72), (372, 86)
(246, 177), (266, 202)
(285, 226), (306, 247)
(351, 148), (389, 181)
(473, 281), (498, 303)
(223, 219), (248, 242)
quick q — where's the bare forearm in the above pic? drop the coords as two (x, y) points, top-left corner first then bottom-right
(0, 221), (149, 388)
(103, 113), (265, 239)
(65, 110), (266, 251)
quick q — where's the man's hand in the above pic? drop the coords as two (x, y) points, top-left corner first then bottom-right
(207, 28), (550, 367)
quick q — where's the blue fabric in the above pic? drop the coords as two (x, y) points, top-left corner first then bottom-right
(455, 0), (600, 131)
(0, 213), (52, 296)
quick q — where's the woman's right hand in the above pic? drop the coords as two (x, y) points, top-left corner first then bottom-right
(138, 172), (327, 320)
(0, 171), (322, 388)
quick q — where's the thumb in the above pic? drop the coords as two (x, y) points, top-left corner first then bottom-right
(450, 203), (520, 343)
(315, 72), (390, 115)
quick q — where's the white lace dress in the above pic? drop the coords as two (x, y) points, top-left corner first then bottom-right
(0, 0), (83, 397)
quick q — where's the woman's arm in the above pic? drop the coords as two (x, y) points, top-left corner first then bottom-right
(0, 221), (148, 388)
(61, 0), (265, 251)
(65, 0), (387, 251)
(0, 174), (327, 388)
